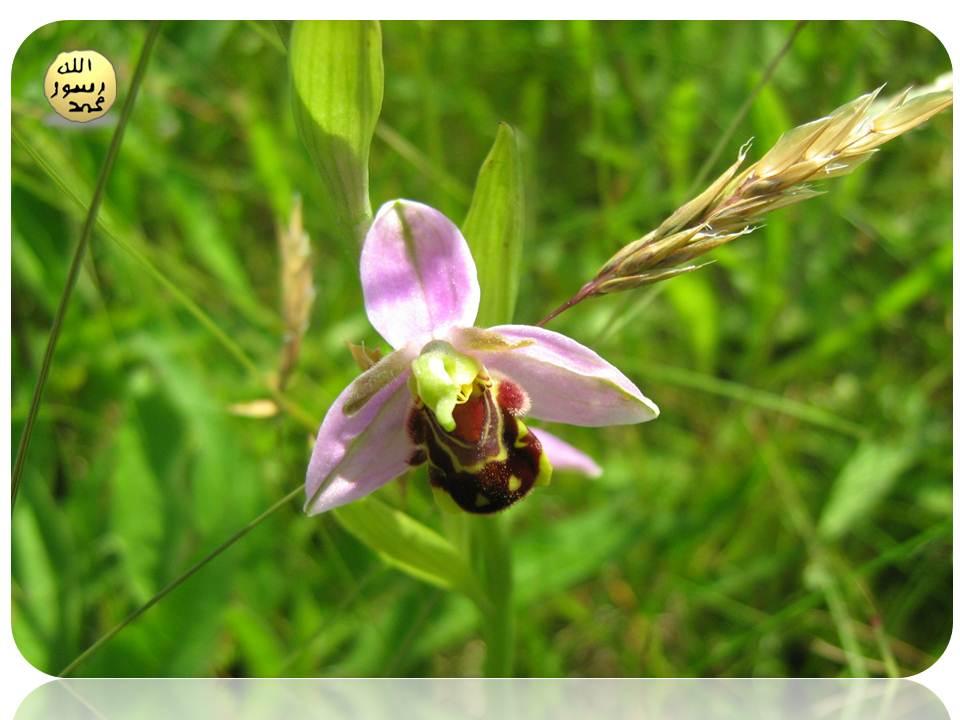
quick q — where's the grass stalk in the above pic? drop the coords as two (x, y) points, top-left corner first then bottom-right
(755, 429), (867, 676)
(12, 23), (162, 509)
(59, 486), (302, 677)
(639, 361), (868, 439)
(540, 74), (952, 325)
(689, 21), (807, 190)
(12, 130), (321, 432)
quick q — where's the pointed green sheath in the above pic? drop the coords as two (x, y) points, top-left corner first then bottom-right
(463, 122), (525, 328)
(290, 21), (383, 241)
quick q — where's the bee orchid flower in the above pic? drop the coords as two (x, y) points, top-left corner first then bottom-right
(305, 200), (659, 515)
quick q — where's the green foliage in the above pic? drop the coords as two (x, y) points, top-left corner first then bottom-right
(290, 21), (383, 239)
(463, 122), (526, 328)
(460, 121), (527, 674)
(335, 498), (485, 605)
(11, 20), (951, 678)
(109, 422), (165, 603)
(819, 441), (916, 541)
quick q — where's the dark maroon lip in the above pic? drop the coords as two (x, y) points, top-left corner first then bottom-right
(407, 376), (547, 514)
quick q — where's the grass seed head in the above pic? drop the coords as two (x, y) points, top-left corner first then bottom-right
(588, 80), (953, 300)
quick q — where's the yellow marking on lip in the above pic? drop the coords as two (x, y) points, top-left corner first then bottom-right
(535, 449), (554, 488)
(508, 475), (522, 493)
(420, 392), (507, 475)
(514, 422), (530, 448)
(475, 493), (491, 508)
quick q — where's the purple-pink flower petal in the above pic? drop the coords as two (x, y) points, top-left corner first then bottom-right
(360, 200), (480, 349)
(535, 428), (602, 478)
(305, 348), (416, 515)
(452, 324), (659, 426)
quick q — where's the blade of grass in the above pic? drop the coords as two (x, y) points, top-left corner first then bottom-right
(13, 129), (320, 432)
(91, 224), (320, 429)
(639, 360), (868, 438)
(13, 103), (283, 336)
(700, 518), (948, 671)
(772, 241), (952, 380)
(276, 566), (384, 674)
(375, 122), (473, 205)
(12, 23), (162, 509)
(754, 425), (867, 677)
(592, 284), (667, 345)
(58, 486), (302, 677)
(382, 590), (443, 675)
(245, 20), (287, 53)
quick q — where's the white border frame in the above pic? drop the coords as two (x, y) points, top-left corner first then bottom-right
(3, 6), (956, 716)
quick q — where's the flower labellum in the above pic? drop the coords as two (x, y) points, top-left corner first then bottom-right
(305, 199), (659, 516)
(407, 340), (550, 513)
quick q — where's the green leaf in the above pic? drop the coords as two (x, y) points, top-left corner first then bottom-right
(334, 497), (485, 607)
(663, 272), (717, 373)
(463, 122), (525, 327)
(110, 423), (165, 603)
(12, 502), (58, 670)
(659, 78), (701, 201)
(818, 441), (916, 541)
(13, 464), (85, 673)
(129, 335), (261, 539)
(290, 21), (383, 240)
(514, 502), (640, 606)
(917, 484), (952, 518)
(224, 603), (286, 677)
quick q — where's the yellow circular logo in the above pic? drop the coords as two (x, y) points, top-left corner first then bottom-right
(44, 50), (117, 123)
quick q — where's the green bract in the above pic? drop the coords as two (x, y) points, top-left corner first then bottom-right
(289, 21), (383, 240)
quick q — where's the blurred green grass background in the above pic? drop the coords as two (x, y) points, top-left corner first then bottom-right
(11, 20), (952, 677)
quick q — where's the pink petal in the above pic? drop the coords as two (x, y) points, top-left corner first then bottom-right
(451, 324), (659, 426)
(305, 348), (417, 515)
(360, 200), (480, 349)
(535, 428), (602, 477)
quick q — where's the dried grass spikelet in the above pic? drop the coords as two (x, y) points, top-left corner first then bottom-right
(228, 196), (317, 419)
(277, 194), (316, 390)
(227, 399), (282, 418)
(541, 79), (952, 324)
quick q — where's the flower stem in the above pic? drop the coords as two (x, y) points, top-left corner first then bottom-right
(11, 22), (162, 509)
(469, 515), (515, 676)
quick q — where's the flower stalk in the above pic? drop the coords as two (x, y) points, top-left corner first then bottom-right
(469, 514), (515, 675)
(540, 80), (953, 326)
